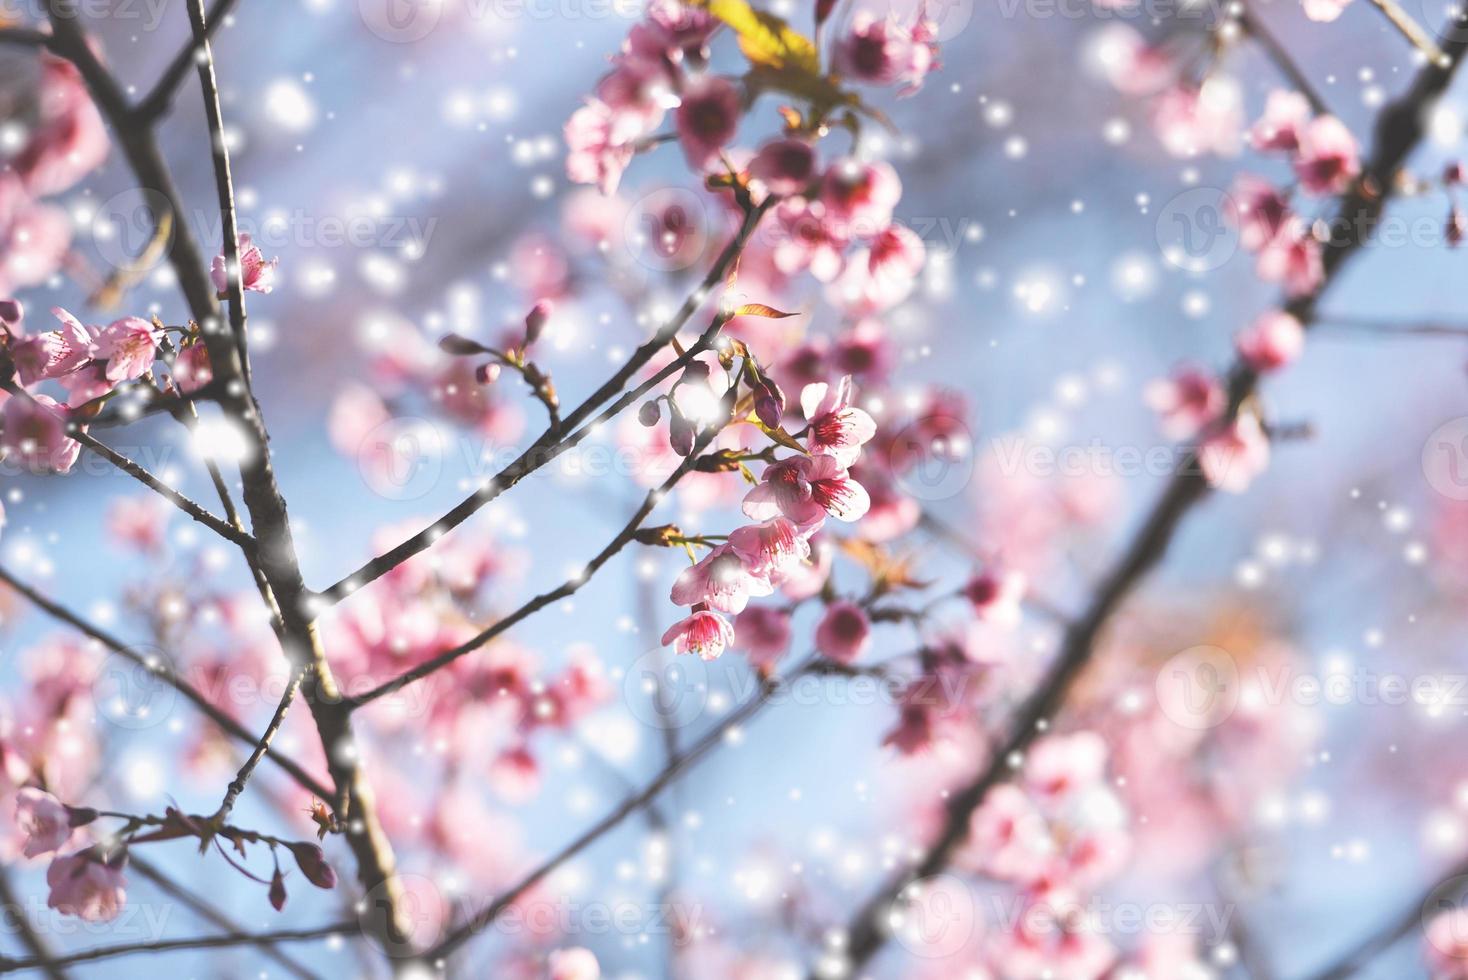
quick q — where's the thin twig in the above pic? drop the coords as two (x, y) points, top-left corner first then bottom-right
(129, 855), (320, 980)
(0, 563), (332, 801)
(0, 923), (354, 973)
(1238, 6), (1332, 116)
(136, 0), (241, 122)
(211, 665), (307, 823)
(314, 200), (773, 606)
(1367, 0), (1451, 66)
(1313, 315), (1468, 338)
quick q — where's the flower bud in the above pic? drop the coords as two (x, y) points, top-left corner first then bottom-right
(269, 868), (287, 911)
(287, 842), (337, 889)
(753, 377), (786, 429)
(669, 409), (695, 457)
(0, 299), (22, 327)
(638, 400), (661, 427)
(476, 362), (502, 384)
(525, 300), (552, 346)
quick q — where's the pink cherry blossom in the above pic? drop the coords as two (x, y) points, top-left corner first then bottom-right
(15, 787), (72, 858)
(732, 605), (792, 667)
(548, 947), (601, 980)
(829, 223), (926, 314)
(749, 138), (818, 197)
(962, 567), (1026, 628)
(1151, 83), (1242, 158)
(12, 307), (93, 386)
(1248, 89), (1311, 153)
(669, 543), (773, 614)
(771, 197), (848, 282)
(834, 13), (915, 86)
(728, 517), (810, 584)
(107, 496), (171, 552)
(1144, 365), (1224, 440)
(172, 343), (214, 394)
(820, 158), (901, 232)
(1091, 25), (1173, 96)
(1229, 174), (1291, 252)
(1199, 413), (1271, 493)
(815, 600), (871, 662)
(92, 316), (159, 383)
(675, 75), (741, 171)
(46, 850), (126, 921)
(0, 175), (71, 296)
(1235, 310), (1305, 372)
(210, 233), (278, 294)
(1255, 216), (1324, 296)
(1025, 732), (1108, 805)
(565, 101), (638, 195)
(13, 57), (108, 197)
(1293, 115), (1360, 195)
(800, 375), (877, 466)
(831, 319), (894, 381)
(742, 454), (871, 527)
(661, 608), (735, 660)
(967, 784), (1054, 883)
(3, 394), (81, 474)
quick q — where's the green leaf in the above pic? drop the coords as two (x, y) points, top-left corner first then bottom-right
(699, 0), (819, 74)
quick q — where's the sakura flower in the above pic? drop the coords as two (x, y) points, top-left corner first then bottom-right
(1144, 365), (1223, 440)
(1151, 83), (1242, 159)
(1025, 732), (1109, 806)
(46, 850), (126, 921)
(0, 176), (71, 296)
(58, 363), (113, 410)
(92, 316), (159, 383)
(832, 319), (895, 382)
(749, 138), (818, 197)
(638, 0), (717, 63)
(1293, 115), (1360, 195)
(12, 307), (93, 385)
(820, 159), (902, 232)
(1090, 24), (1173, 96)
(172, 342), (214, 394)
(548, 947), (601, 980)
(829, 223), (926, 314)
(565, 101), (637, 195)
(962, 567), (1026, 628)
(771, 197), (848, 282)
(675, 75), (741, 171)
(801, 376), (877, 466)
(13, 57), (108, 198)
(16, 787), (72, 858)
(661, 607), (735, 660)
(211, 233), (278, 294)
(1255, 216), (1323, 296)
(834, 13), (916, 86)
(596, 54), (673, 128)
(742, 454), (871, 527)
(1235, 310), (1304, 372)
(669, 543), (773, 614)
(3, 394), (81, 474)
(1199, 413), (1270, 493)
(967, 784), (1054, 883)
(1228, 174), (1291, 252)
(728, 517), (810, 583)
(732, 605), (792, 667)
(1248, 89), (1311, 153)
(815, 600), (871, 662)
(106, 496), (170, 552)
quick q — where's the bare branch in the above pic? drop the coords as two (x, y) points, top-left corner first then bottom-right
(0, 923), (355, 973)
(136, 0), (241, 123)
(1313, 314), (1468, 338)
(210, 665), (307, 824)
(1238, 5), (1331, 116)
(1367, 0), (1451, 65)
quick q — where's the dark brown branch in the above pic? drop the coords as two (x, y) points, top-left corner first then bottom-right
(815, 14), (1468, 976)
(0, 563), (332, 800)
(0, 923), (354, 973)
(1238, 6), (1331, 116)
(210, 665), (306, 823)
(314, 200), (772, 606)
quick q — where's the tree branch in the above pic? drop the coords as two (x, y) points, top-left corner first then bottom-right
(210, 664), (306, 823)
(0, 923), (354, 973)
(136, 0), (241, 123)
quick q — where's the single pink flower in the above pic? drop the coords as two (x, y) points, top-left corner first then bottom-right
(815, 600), (871, 662)
(172, 343), (214, 394)
(675, 75), (741, 171)
(1229, 174), (1292, 253)
(828, 223), (925, 314)
(800, 375), (877, 466)
(12, 307), (94, 386)
(1235, 310), (1304, 372)
(962, 567), (1026, 628)
(834, 13), (914, 86)
(1199, 414), (1270, 493)
(749, 138), (818, 197)
(1151, 84), (1241, 158)
(639, 0), (717, 62)
(727, 517), (810, 584)
(1255, 217), (1323, 296)
(661, 607), (735, 660)
(968, 784), (1053, 883)
(92, 316), (159, 383)
(1248, 89), (1311, 153)
(3, 394), (81, 474)
(771, 197), (848, 282)
(16, 787), (72, 858)
(46, 850), (126, 921)
(669, 542), (773, 614)
(1293, 115), (1360, 195)
(1025, 731), (1109, 805)
(211, 233), (278, 294)
(1144, 365), (1224, 440)
(565, 101), (638, 195)
(13, 56), (108, 197)
(820, 158), (902, 232)
(732, 606), (792, 667)
(742, 454), (871, 527)
(548, 947), (601, 980)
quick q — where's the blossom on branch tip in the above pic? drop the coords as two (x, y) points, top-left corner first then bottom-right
(1292, 116), (1360, 196)
(1235, 311), (1304, 372)
(210, 233), (279, 295)
(93, 316), (159, 383)
(661, 607), (735, 660)
(815, 599), (871, 662)
(801, 375), (876, 466)
(2, 393), (81, 474)
(670, 543), (773, 613)
(1199, 414), (1270, 494)
(742, 454), (871, 527)
(1144, 365), (1223, 440)
(15, 787), (72, 858)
